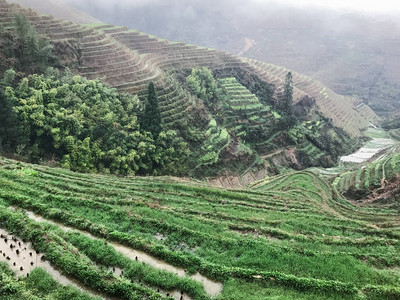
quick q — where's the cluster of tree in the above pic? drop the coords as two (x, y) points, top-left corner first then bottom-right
(0, 68), (188, 175)
(186, 67), (216, 105)
(0, 13), (57, 75)
(382, 117), (400, 130)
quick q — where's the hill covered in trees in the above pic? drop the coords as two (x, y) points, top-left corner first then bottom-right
(0, 0), (377, 179)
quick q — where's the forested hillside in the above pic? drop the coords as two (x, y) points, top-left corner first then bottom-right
(0, 0), (377, 179)
(0, 1), (400, 300)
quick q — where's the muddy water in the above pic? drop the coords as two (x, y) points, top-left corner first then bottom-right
(0, 228), (105, 300)
(23, 210), (223, 299)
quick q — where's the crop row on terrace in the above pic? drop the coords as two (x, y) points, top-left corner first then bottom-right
(1, 157), (400, 299)
(217, 77), (276, 139)
(335, 152), (400, 195)
(242, 58), (378, 137)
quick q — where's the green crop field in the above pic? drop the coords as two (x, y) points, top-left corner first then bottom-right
(1, 157), (400, 300)
(335, 151), (400, 195)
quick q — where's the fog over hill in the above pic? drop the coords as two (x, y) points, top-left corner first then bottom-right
(7, 0), (100, 23)
(54, 0), (400, 117)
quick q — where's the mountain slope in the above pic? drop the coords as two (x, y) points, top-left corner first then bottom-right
(0, 0), (379, 179)
(0, 0), (377, 137)
(65, 0), (400, 117)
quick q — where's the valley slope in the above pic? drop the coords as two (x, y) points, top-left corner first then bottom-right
(0, 0), (378, 179)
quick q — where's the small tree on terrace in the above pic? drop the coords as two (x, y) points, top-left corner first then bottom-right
(284, 71), (293, 115)
(141, 82), (162, 139)
(281, 71), (295, 128)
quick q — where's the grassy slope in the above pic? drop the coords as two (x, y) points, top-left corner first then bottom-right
(0, 157), (400, 299)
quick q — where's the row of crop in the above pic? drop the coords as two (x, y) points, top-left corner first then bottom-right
(335, 153), (400, 193)
(0, 263), (96, 300)
(0, 206), (163, 300)
(3, 162), (400, 286)
(54, 226), (209, 300)
(3, 182), (399, 287)
(4, 160), (398, 240)
(26, 165), (343, 221)
(0, 199), (365, 297)
(0, 179), (351, 254)
(169, 204), (400, 253)
(0, 162), (352, 222)
(326, 188), (400, 225)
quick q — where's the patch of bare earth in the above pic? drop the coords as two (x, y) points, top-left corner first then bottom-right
(354, 175), (400, 207)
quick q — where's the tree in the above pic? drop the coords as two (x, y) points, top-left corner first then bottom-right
(284, 71), (293, 115)
(141, 82), (162, 139)
(186, 67), (216, 104)
(0, 13), (57, 73)
(281, 71), (296, 128)
(153, 130), (189, 175)
(0, 71), (194, 176)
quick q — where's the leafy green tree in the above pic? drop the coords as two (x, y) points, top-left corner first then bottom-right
(153, 130), (189, 175)
(284, 71), (293, 115)
(0, 69), (15, 87)
(0, 70), (191, 175)
(281, 71), (296, 128)
(140, 82), (162, 139)
(186, 67), (216, 104)
(0, 13), (57, 73)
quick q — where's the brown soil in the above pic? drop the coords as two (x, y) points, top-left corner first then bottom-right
(354, 175), (400, 206)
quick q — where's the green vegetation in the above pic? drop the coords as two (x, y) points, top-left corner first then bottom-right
(282, 71), (294, 127)
(0, 6), (369, 178)
(0, 69), (188, 176)
(141, 82), (162, 139)
(0, 264), (99, 300)
(335, 151), (400, 201)
(1, 4), (399, 300)
(216, 77), (276, 144)
(0, 13), (57, 74)
(0, 158), (399, 299)
(186, 67), (216, 105)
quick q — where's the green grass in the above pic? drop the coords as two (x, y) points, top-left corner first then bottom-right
(335, 152), (400, 195)
(0, 157), (400, 299)
(0, 263), (100, 300)
(364, 128), (389, 139)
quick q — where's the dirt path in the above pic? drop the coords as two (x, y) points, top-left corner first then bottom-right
(237, 37), (256, 56)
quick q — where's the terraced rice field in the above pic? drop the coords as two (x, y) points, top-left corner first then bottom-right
(0, 0), (377, 137)
(340, 129), (397, 164)
(242, 59), (379, 137)
(335, 149), (400, 194)
(218, 77), (277, 137)
(1, 157), (400, 299)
